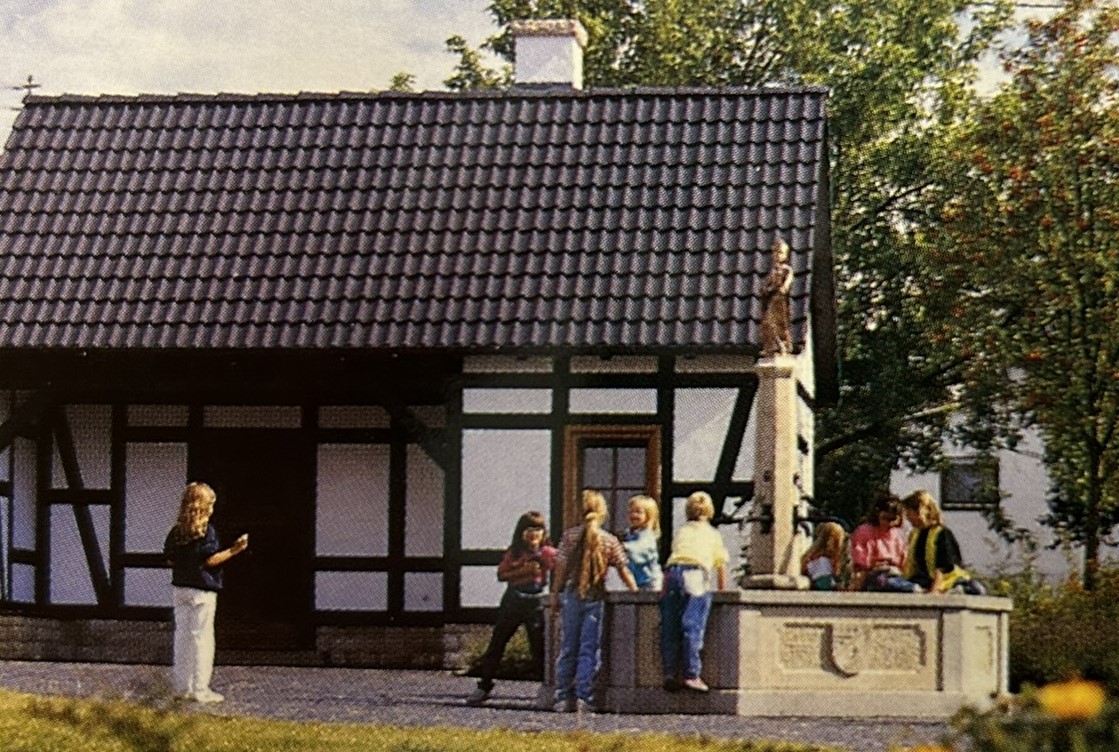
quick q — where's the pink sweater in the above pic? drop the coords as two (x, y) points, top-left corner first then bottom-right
(849, 523), (907, 572)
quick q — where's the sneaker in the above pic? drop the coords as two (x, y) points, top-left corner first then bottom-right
(662, 677), (682, 692)
(575, 698), (598, 715)
(682, 677), (709, 693)
(465, 687), (491, 706)
(551, 696), (576, 713)
(193, 689), (225, 704)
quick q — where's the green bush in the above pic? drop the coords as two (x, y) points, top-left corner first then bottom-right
(944, 679), (1118, 752)
(988, 561), (1119, 693)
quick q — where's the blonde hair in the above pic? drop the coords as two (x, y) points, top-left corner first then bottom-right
(802, 521), (846, 570)
(685, 491), (716, 522)
(901, 490), (942, 528)
(572, 489), (609, 598)
(172, 482), (216, 544)
(628, 495), (661, 538)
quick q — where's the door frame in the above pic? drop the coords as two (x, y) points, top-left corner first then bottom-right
(561, 424), (661, 529)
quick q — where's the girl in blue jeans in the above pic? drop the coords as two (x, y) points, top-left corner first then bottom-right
(660, 491), (728, 693)
(550, 489), (637, 713)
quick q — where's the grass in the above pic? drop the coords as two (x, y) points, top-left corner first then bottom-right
(0, 687), (845, 752)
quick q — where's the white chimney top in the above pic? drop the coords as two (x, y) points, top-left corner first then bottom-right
(509, 19), (588, 91)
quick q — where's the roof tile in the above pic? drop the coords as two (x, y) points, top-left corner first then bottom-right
(0, 87), (827, 352)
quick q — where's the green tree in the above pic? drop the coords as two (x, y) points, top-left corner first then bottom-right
(388, 72), (417, 92)
(930, 0), (1119, 586)
(447, 0), (1012, 525)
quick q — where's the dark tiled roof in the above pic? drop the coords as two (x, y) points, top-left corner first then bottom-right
(0, 87), (829, 353)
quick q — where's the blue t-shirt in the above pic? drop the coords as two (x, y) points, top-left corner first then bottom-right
(622, 528), (663, 589)
(164, 523), (223, 592)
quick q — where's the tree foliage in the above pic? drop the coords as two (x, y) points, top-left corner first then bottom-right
(929, 0), (1119, 586)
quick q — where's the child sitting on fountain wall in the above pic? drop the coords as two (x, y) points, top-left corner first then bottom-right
(900, 490), (986, 595)
(801, 521), (846, 590)
(660, 491), (729, 693)
(849, 491), (922, 592)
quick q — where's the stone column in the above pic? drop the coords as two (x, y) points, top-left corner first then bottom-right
(744, 355), (807, 588)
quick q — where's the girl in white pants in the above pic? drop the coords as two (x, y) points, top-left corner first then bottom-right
(163, 482), (248, 703)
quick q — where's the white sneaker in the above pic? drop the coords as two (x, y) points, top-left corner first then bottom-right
(193, 689), (225, 704)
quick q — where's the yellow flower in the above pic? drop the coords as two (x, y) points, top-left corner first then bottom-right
(1036, 678), (1107, 721)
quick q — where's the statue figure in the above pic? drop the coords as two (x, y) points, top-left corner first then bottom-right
(759, 237), (793, 357)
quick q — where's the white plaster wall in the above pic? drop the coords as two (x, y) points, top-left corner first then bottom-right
(49, 504), (110, 604)
(127, 404), (189, 427)
(891, 426), (1082, 581)
(674, 388), (755, 483)
(315, 570), (387, 611)
(11, 562), (33, 602)
(124, 567), (172, 607)
(569, 388), (657, 414)
(124, 443), (188, 553)
(203, 405), (301, 428)
(461, 564), (505, 607)
(404, 571), (442, 612)
(315, 444), (390, 556)
(405, 444), (444, 557)
(463, 388), (552, 414)
(318, 405), (390, 429)
(12, 437), (35, 550)
(55, 407), (111, 490)
(0, 392), (9, 483)
(461, 429), (551, 550)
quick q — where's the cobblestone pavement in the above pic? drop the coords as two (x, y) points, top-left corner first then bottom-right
(0, 660), (955, 752)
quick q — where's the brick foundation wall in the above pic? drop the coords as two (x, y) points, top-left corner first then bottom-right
(0, 614), (489, 670)
(0, 614), (170, 664)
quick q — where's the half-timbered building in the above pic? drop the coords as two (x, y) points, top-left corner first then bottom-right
(0, 20), (835, 666)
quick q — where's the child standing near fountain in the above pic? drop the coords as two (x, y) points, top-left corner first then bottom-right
(551, 489), (637, 713)
(466, 511), (556, 706)
(660, 491), (729, 693)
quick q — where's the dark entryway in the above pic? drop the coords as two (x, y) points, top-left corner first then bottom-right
(191, 430), (313, 651)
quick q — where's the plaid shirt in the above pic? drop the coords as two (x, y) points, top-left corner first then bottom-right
(555, 523), (628, 599)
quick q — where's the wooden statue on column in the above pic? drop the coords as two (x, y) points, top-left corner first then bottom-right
(746, 235), (807, 588)
(759, 238), (793, 358)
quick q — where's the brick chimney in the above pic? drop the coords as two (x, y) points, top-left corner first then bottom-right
(509, 19), (587, 91)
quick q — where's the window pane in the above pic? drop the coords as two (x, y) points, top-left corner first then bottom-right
(582, 447), (614, 487)
(616, 447), (647, 486)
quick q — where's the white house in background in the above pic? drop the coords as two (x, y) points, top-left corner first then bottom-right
(891, 425), (1090, 581)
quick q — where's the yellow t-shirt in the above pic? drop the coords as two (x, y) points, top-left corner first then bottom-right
(666, 520), (729, 572)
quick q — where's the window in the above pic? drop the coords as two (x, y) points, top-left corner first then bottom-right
(563, 425), (660, 530)
(941, 456), (1000, 510)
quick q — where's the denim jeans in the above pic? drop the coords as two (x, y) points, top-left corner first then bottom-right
(554, 590), (604, 703)
(659, 565), (713, 680)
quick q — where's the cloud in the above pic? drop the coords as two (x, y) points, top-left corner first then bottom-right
(0, 0), (496, 140)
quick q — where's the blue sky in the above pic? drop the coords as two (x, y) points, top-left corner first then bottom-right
(0, 0), (496, 141)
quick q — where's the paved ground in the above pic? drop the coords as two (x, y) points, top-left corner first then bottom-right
(0, 660), (956, 751)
